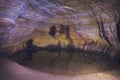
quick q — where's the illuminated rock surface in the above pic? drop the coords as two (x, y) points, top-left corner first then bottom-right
(0, 0), (120, 55)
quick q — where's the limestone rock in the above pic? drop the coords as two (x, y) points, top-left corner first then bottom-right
(0, 0), (120, 56)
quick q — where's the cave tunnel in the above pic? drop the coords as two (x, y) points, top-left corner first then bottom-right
(0, 0), (120, 80)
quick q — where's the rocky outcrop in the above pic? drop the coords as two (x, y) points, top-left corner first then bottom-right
(0, 0), (120, 56)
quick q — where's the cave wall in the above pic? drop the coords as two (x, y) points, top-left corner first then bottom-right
(0, 0), (120, 56)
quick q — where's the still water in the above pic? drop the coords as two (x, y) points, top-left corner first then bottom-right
(9, 50), (112, 75)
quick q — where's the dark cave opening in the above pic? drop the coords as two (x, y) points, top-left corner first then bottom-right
(116, 20), (120, 42)
(48, 25), (57, 38)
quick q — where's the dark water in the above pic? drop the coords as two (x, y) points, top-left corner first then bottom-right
(9, 50), (112, 75)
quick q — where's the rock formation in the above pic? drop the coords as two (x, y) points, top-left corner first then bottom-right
(0, 0), (120, 56)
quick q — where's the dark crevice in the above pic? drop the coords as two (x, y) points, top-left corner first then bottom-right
(99, 19), (112, 46)
(116, 19), (120, 42)
(96, 18), (112, 46)
(96, 20), (104, 40)
(90, 8), (112, 46)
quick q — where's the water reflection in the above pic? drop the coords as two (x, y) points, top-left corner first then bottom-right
(9, 49), (112, 75)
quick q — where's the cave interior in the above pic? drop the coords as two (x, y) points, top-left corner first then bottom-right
(0, 0), (120, 80)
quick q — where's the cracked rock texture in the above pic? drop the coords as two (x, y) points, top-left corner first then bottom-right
(0, 0), (120, 56)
